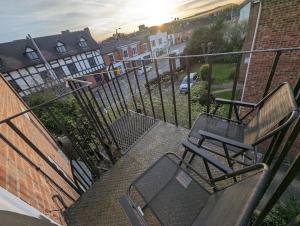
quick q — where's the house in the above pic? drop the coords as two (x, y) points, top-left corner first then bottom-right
(0, 28), (106, 96)
(239, 0), (300, 156)
(0, 75), (79, 225)
(100, 37), (151, 77)
(149, 31), (169, 57)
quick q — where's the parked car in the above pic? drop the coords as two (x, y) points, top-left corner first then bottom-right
(179, 72), (198, 93)
(138, 65), (152, 75)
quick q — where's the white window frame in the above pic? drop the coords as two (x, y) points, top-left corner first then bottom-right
(56, 42), (67, 53)
(25, 48), (39, 60)
(79, 38), (88, 48)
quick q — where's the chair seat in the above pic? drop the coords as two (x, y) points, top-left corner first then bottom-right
(122, 154), (269, 226)
(189, 115), (245, 143)
(134, 156), (210, 226)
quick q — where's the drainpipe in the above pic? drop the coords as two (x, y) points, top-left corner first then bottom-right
(241, 0), (262, 101)
(27, 34), (57, 80)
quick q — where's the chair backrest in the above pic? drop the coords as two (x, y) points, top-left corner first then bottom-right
(244, 83), (298, 144)
(192, 168), (269, 226)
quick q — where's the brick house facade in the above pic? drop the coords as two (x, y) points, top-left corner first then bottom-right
(100, 37), (151, 77)
(0, 74), (79, 225)
(240, 0), (300, 157)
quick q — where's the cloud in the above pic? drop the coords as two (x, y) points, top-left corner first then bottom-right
(0, 0), (241, 43)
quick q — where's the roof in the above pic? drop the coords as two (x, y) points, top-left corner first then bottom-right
(100, 38), (140, 54)
(0, 28), (99, 73)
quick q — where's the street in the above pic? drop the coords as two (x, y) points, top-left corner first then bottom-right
(95, 42), (187, 108)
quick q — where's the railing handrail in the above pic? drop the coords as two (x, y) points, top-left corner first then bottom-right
(114, 46), (300, 62)
(0, 79), (91, 125)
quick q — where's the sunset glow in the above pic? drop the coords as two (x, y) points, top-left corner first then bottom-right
(0, 0), (243, 43)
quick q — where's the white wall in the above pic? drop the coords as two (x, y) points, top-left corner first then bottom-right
(239, 2), (251, 22)
(0, 187), (59, 225)
(149, 31), (169, 57)
(4, 49), (106, 96)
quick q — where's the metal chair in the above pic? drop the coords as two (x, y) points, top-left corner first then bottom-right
(185, 82), (299, 168)
(119, 150), (269, 226)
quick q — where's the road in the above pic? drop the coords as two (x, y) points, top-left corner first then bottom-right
(95, 42), (187, 109)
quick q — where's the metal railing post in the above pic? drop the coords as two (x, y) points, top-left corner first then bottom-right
(154, 59), (166, 122)
(122, 61), (138, 112)
(110, 64), (126, 114)
(254, 153), (300, 226)
(105, 77), (122, 117)
(87, 86), (121, 155)
(69, 81), (116, 163)
(263, 50), (281, 97)
(142, 60), (156, 118)
(169, 57), (178, 126)
(228, 55), (241, 119)
(185, 58), (192, 128)
(112, 64), (128, 113)
(132, 61), (146, 115)
(99, 81), (117, 119)
(96, 88), (113, 123)
(207, 58), (213, 113)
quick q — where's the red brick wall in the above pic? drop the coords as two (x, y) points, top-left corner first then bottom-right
(241, 0), (300, 158)
(0, 75), (79, 224)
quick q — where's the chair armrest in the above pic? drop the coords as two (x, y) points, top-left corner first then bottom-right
(182, 140), (233, 174)
(215, 98), (256, 108)
(198, 129), (254, 150)
(119, 197), (147, 226)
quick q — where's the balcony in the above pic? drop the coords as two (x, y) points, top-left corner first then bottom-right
(1, 48), (300, 226)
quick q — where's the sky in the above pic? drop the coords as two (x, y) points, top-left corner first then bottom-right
(0, 0), (242, 43)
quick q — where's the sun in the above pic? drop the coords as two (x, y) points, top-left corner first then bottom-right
(134, 0), (173, 26)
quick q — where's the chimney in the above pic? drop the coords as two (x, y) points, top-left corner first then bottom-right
(61, 30), (70, 34)
(84, 27), (91, 35)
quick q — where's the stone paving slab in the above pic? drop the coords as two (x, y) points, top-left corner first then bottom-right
(64, 121), (228, 226)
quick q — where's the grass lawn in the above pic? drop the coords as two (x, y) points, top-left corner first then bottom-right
(189, 63), (236, 84)
(214, 89), (242, 99)
(212, 63), (236, 84)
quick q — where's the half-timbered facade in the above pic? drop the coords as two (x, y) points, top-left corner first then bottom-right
(0, 28), (105, 96)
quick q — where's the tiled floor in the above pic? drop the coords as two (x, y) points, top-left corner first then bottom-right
(64, 120), (234, 226)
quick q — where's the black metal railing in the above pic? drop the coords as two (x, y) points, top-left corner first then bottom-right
(1, 47), (300, 224)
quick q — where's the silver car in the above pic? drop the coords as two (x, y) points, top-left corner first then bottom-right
(179, 72), (198, 93)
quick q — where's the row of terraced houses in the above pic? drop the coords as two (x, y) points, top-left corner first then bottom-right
(0, 28), (155, 96)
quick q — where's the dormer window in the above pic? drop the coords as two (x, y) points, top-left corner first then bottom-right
(79, 38), (88, 48)
(56, 41), (66, 53)
(25, 47), (39, 60)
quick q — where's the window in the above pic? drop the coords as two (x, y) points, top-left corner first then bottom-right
(9, 80), (22, 93)
(88, 57), (97, 68)
(151, 40), (156, 47)
(158, 38), (162, 45)
(79, 37), (88, 48)
(53, 67), (65, 78)
(108, 54), (114, 62)
(123, 50), (128, 58)
(143, 43), (148, 51)
(56, 42), (66, 53)
(25, 47), (39, 60)
(132, 46), (137, 56)
(67, 63), (78, 74)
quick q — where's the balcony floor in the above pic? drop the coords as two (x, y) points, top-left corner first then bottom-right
(64, 120), (226, 226)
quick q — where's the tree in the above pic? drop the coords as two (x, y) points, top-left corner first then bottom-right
(185, 18), (247, 55)
(185, 18), (226, 55)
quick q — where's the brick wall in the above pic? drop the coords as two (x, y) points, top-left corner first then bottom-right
(0, 74), (79, 224)
(241, 0), (300, 157)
